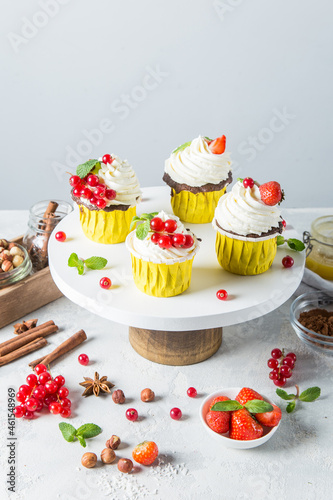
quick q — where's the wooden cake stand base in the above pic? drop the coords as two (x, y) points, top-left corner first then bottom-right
(129, 326), (222, 366)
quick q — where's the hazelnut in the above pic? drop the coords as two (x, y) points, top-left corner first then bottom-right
(117, 458), (133, 473)
(81, 452), (97, 468)
(106, 435), (121, 450)
(2, 261), (14, 272)
(12, 255), (24, 268)
(112, 389), (125, 404)
(101, 448), (116, 464)
(0, 250), (12, 261)
(10, 246), (24, 257)
(0, 239), (9, 249)
(8, 242), (16, 250)
(141, 388), (155, 402)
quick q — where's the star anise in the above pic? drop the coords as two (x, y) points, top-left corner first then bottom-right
(14, 319), (38, 335)
(79, 372), (114, 397)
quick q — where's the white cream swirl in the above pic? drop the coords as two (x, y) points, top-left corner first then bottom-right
(126, 211), (199, 264)
(164, 135), (232, 187)
(213, 181), (282, 238)
(98, 155), (142, 206)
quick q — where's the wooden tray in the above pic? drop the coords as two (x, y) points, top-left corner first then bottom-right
(0, 237), (63, 329)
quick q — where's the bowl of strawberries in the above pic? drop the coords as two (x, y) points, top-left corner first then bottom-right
(200, 387), (282, 449)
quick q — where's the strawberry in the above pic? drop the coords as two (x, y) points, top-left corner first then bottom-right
(206, 409), (230, 434)
(235, 387), (264, 406)
(132, 441), (158, 466)
(229, 408), (264, 441)
(208, 135), (226, 154)
(259, 181), (284, 206)
(209, 395), (230, 410)
(255, 403), (282, 427)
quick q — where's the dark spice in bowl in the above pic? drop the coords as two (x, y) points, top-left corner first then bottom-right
(298, 309), (333, 336)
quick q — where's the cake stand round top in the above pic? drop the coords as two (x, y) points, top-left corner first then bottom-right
(48, 186), (304, 331)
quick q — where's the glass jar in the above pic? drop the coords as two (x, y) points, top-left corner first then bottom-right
(0, 243), (32, 288)
(303, 216), (333, 281)
(23, 200), (73, 272)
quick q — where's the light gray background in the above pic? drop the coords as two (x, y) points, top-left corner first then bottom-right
(1, 0), (332, 210)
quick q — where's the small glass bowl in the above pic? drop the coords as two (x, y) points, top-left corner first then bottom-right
(290, 291), (333, 355)
(0, 244), (32, 289)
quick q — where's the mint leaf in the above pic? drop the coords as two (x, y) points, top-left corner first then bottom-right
(68, 253), (80, 267)
(130, 216), (142, 230)
(172, 141), (192, 154)
(204, 136), (212, 142)
(276, 388), (295, 401)
(84, 256), (107, 270)
(76, 423), (102, 439)
(287, 238), (305, 252)
(136, 220), (150, 240)
(59, 423), (77, 442)
(77, 435), (86, 447)
(299, 387), (321, 402)
(277, 235), (285, 246)
(211, 400), (243, 412)
(244, 400), (274, 413)
(77, 263), (85, 275)
(76, 159), (99, 179)
(286, 401), (296, 413)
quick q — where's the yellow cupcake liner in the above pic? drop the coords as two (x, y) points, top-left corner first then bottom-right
(215, 232), (277, 275)
(78, 205), (136, 244)
(130, 254), (195, 297)
(171, 187), (226, 224)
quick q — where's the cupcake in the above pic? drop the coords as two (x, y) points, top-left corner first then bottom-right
(163, 135), (232, 223)
(212, 178), (284, 275)
(70, 154), (141, 244)
(126, 211), (199, 297)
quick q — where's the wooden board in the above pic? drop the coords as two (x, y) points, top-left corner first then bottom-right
(0, 237), (63, 330)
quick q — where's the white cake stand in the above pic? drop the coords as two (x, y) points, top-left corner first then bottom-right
(48, 187), (305, 365)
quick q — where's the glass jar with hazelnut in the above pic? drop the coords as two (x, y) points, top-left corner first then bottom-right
(0, 240), (32, 289)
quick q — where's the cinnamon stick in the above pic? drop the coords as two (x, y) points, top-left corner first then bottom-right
(29, 329), (87, 368)
(0, 324), (58, 356)
(0, 321), (56, 351)
(0, 338), (47, 367)
(41, 201), (59, 257)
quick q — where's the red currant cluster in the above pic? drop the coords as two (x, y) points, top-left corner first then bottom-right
(13, 364), (71, 419)
(268, 348), (297, 387)
(149, 217), (194, 250)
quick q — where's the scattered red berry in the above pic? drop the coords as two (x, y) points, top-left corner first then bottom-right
(243, 177), (254, 189)
(150, 217), (165, 232)
(55, 231), (66, 242)
(255, 404), (282, 427)
(100, 277), (112, 289)
(132, 441), (159, 466)
(78, 354), (89, 366)
(86, 174), (99, 187)
(170, 407), (182, 420)
(164, 219), (178, 233)
(282, 256), (294, 268)
(34, 364), (47, 375)
(282, 219), (286, 228)
(126, 408), (138, 421)
(259, 181), (283, 206)
(69, 175), (81, 187)
(187, 387), (197, 398)
(209, 135), (226, 154)
(229, 408), (263, 441)
(216, 289), (228, 301)
(102, 154), (113, 164)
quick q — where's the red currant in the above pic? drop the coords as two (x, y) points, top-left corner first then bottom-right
(94, 185), (106, 198)
(19, 384), (31, 397)
(100, 277), (112, 289)
(96, 198), (107, 209)
(126, 408), (138, 421)
(58, 387), (69, 399)
(282, 256), (294, 268)
(282, 219), (286, 228)
(150, 217), (165, 232)
(105, 189), (117, 200)
(16, 392), (27, 403)
(87, 174), (99, 187)
(54, 375), (65, 387)
(182, 235), (194, 248)
(170, 407), (182, 420)
(273, 375), (287, 387)
(34, 364), (47, 375)
(269, 369), (279, 380)
(32, 385), (46, 400)
(164, 219), (178, 233)
(24, 410), (35, 419)
(43, 395), (57, 407)
(26, 398), (39, 411)
(102, 154), (113, 164)
(35, 400), (43, 411)
(38, 372), (51, 385)
(280, 365), (292, 378)
(61, 408), (72, 418)
(26, 374), (38, 387)
(69, 175), (81, 187)
(55, 231), (66, 242)
(78, 353), (89, 366)
(45, 381), (58, 394)
(187, 387), (197, 398)
(72, 186), (82, 197)
(285, 352), (297, 362)
(151, 233), (160, 244)
(13, 406), (25, 418)
(243, 177), (254, 188)
(172, 233), (186, 248)
(271, 348), (282, 359)
(267, 358), (278, 369)
(49, 402), (62, 414)
(90, 195), (98, 206)
(282, 357), (295, 369)
(80, 187), (92, 199)
(61, 398), (71, 409)
(158, 235), (172, 249)
(216, 289), (228, 301)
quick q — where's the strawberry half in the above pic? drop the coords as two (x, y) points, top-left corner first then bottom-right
(235, 387), (264, 406)
(255, 403), (282, 427)
(229, 408), (264, 441)
(209, 135), (226, 154)
(259, 181), (284, 206)
(132, 441), (158, 466)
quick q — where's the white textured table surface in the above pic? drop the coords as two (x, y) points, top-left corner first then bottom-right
(1, 207), (332, 500)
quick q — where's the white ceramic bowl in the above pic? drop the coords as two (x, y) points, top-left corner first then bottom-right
(199, 387), (281, 449)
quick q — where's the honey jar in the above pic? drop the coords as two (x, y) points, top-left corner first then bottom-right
(304, 216), (333, 281)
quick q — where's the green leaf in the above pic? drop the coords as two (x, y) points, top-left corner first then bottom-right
(77, 264), (85, 275)
(204, 136), (212, 142)
(211, 400), (243, 412)
(76, 423), (102, 439)
(172, 141), (192, 154)
(76, 159), (99, 179)
(68, 253), (80, 267)
(299, 387), (321, 402)
(286, 401), (296, 413)
(244, 400), (274, 414)
(287, 238), (305, 252)
(130, 216), (142, 230)
(84, 256), (107, 270)
(276, 235), (285, 246)
(77, 435), (86, 447)
(136, 220), (150, 240)
(276, 388), (295, 401)
(59, 422), (77, 442)
(237, 177), (244, 183)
